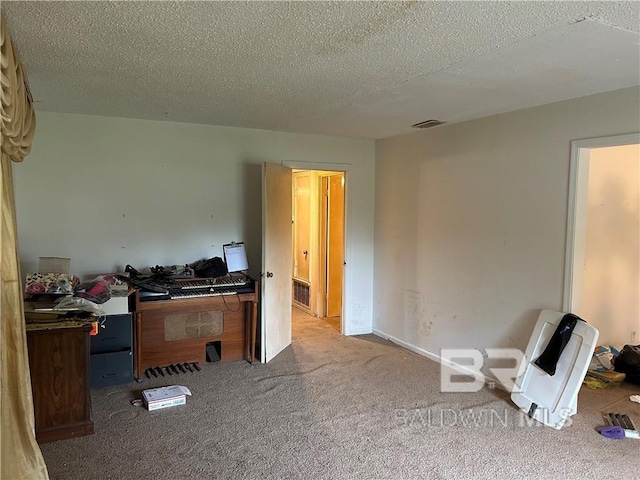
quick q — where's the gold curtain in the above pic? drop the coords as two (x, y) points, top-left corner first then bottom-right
(1, 13), (49, 480)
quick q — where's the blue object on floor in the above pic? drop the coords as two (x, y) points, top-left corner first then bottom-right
(597, 426), (626, 439)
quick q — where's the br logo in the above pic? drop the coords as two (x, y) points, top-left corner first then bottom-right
(440, 348), (527, 393)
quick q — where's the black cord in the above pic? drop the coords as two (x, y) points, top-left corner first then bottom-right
(222, 293), (242, 312)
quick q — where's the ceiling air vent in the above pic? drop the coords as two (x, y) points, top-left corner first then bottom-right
(411, 119), (446, 129)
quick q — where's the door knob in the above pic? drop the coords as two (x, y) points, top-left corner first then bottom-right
(266, 272), (274, 278)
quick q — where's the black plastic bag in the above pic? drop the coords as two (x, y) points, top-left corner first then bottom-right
(190, 257), (228, 278)
(614, 344), (640, 384)
(534, 313), (584, 376)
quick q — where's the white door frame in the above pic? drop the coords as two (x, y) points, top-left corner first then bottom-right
(284, 161), (351, 335)
(563, 132), (640, 313)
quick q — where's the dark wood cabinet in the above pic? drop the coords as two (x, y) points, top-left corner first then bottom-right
(26, 323), (94, 443)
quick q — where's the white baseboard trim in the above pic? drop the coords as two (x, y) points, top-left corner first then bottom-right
(372, 328), (441, 362)
(372, 328), (502, 389)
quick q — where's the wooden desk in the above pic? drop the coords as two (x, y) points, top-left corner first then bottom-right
(132, 281), (258, 379)
(26, 322), (94, 443)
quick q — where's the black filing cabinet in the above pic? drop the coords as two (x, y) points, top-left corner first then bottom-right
(90, 313), (133, 387)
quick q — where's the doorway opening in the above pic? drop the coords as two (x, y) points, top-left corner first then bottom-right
(261, 162), (351, 364)
(564, 134), (639, 346)
(292, 170), (345, 334)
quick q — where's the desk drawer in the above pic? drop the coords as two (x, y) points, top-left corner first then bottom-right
(91, 314), (132, 354)
(90, 351), (133, 388)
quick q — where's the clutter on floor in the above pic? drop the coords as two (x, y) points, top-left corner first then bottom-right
(586, 344), (640, 441)
(614, 344), (640, 384)
(597, 412), (639, 440)
(511, 310), (598, 429)
(584, 370), (626, 389)
(583, 343), (640, 389)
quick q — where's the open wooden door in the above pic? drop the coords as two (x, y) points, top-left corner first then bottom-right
(326, 174), (344, 317)
(261, 163), (293, 362)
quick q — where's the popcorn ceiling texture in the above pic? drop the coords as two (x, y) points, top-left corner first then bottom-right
(2, 1), (639, 138)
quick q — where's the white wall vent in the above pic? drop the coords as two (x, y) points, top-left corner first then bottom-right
(293, 279), (310, 308)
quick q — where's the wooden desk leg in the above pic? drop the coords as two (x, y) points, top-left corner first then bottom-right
(245, 302), (251, 363)
(250, 301), (258, 364)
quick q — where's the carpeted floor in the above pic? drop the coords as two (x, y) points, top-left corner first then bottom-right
(322, 314), (341, 333)
(40, 309), (640, 479)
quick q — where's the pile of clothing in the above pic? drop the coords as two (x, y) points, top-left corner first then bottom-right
(584, 344), (640, 388)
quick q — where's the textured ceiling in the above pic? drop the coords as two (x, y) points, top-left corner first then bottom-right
(2, 1), (639, 139)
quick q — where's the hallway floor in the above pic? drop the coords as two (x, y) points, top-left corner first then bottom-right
(292, 307), (341, 334)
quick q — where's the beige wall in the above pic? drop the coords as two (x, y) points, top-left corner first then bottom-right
(374, 87), (640, 367)
(14, 112), (376, 334)
(581, 144), (639, 346)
